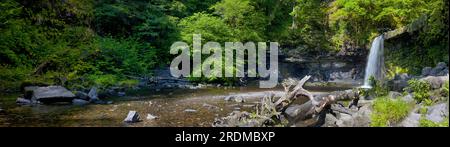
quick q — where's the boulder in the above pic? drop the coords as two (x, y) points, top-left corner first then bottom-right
(388, 91), (403, 99)
(117, 92), (126, 97)
(401, 94), (415, 103)
(74, 91), (89, 100)
(336, 113), (354, 127)
(0, 107), (4, 113)
(421, 67), (432, 76)
(430, 62), (449, 76)
(16, 98), (32, 105)
(31, 86), (75, 103)
(399, 111), (421, 127)
(24, 86), (39, 99)
(284, 104), (302, 119)
(88, 87), (99, 101)
(146, 114), (159, 120)
(72, 99), (89, 106)
(426, 103), (448, 123)
(421, 76), (449, 89)
(322, 114), (338, 127)
(124, 111), (140, 123)
(224, 95), (245, 103)
(352, 105), (372, 127)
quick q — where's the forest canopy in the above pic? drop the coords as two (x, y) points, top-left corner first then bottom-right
(0, 0), (448, 91)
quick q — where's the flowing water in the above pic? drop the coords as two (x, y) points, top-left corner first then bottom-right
(362, 35), (385, 88)
(0, 60), (362, 127)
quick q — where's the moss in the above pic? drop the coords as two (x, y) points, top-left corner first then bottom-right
(419, 117), (449, 127)
(370, 97), (412, 127)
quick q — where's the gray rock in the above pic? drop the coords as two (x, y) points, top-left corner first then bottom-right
(390, 79), (409, 92)
(323, 114), (338, 127)
(202, 103), (220, 110)
(421, 76), (449, 89)
(352, 105), (372, 127)
(426, 103), (448, 123)
(224, 95), (245, 103)
(16, 98), (32, 105)
(184, 109), (198, 113)
(284, 104), (303, 119)
(24, 86), (39, 99)
(31, 86), (75, 103)
(401, 94), (415, 103)
(117, 92), (126, 97)
(429, 62), (449, 76)
(88, 87), (99, 100)
(146, 114), (159, 120)
(124, 111), (140, 123)
(332, 62), (347, 68)
(422, 67), (432, 76)
(72, 99), (89, 106)
(437, 62), (447, 69)
(74, 91), (89, 100)
(336, 113), (354, 127)
(389, 91), (403, 99)
(399, 111), (421, 127)
(394, 73), (410, 81)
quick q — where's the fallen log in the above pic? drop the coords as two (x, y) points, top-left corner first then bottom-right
(213, 76), (360, 127)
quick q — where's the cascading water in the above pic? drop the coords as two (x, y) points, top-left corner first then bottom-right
(362, 35), (384, 88)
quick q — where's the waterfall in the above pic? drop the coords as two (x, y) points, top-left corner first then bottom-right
(362, 35), (384, 88)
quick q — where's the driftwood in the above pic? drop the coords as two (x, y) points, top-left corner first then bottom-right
(213, 76), (361, 127)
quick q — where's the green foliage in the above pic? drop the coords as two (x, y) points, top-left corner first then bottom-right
(0, 0), (449, 91)
(386, 63), (409, 79)
(362, 76), (389, 98)
(93, 37), (156, 76)
(405, 79), (431, 103)
(419, 117), (449, 127)
(290, 0), (330, 53)
(179, 12), (235, 43)
(370, 97), (411, 127)
(441, 81), (449, 97)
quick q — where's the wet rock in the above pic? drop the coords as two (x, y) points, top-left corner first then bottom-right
(146, 114), (159, 120)
(74, 91), (89, 100)
(24, 86), (39, 99)
(31, 86), (76, 103)
(388, 91), (402, 99)
(90, 99), (113, 105)
(72, 99), (89, 106)
(202, 103), (220, 110)
(323, 114), (338, 127)
(16, 98), (32, 105)
(426, 103), (448, 123)
(224, 95), (245, 103)
(88, 87), (99, 101)
(124, 111), (140, 123)
(184, 109), (197, 113)
(399, 111), (421, 127)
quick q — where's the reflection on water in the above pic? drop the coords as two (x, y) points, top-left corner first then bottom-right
(0, 84), (356, 127)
